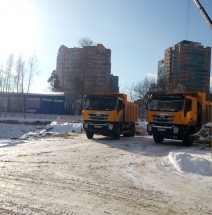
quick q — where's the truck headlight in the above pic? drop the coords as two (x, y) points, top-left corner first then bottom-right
(109, 124), (113, 130)
(173, 127), (179, 133)
(147, 124), (152, 132)
(84, 123), (88, 128)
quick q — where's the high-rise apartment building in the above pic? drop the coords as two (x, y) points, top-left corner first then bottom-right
(56, 44), (118, 93)
(163, 40), (211, 94)
(157, 59), (165, 82)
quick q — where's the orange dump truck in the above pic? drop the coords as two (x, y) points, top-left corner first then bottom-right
(82, 93), (138, 139)
(146, 92), (211, 146)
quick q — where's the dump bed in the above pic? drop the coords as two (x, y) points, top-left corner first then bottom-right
(125, 101), (138, 122)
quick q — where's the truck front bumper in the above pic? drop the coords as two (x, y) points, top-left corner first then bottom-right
(83, 121), (119, 136)
(147, 123), (187, 140)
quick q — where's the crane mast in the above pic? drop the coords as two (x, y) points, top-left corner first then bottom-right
(193, 0), (212, 29)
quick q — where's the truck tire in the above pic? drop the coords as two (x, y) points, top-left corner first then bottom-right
(123, 123), (135, 137)
(123, 133), (129, 137)
(113, 126), (120, 140)
(113, 132), (120, 140)
(153, 134), (164, 143)
(182, 128), (194, 146)
(131, 123), (135, 137)
(86, 131), (94, 139)
(123, 128), (130, 137)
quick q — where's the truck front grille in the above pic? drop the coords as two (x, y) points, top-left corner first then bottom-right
(88, 113), (109, 121)
(152, 114), (174, 123)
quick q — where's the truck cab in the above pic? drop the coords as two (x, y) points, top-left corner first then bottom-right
(146, 92), (211, 146)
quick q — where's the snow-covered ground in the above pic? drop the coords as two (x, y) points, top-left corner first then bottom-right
(0, 117), (211, 177)
(0, 116), (211, 214)
(0, 132), (210, 214)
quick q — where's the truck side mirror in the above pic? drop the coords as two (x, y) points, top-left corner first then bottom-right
(146, 99), (151, 110)
(146, 100), (149, 110)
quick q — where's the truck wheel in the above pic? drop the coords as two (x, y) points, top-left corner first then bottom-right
(86, 131), (94, 139)
(113, 126), (120, 140)
(123, 124), (135, 137)
(123, 133), (129, 137)
(123, 128), (131, 137)
(182, 129), (194, 146)
(153, 134), (164, 143)
(131, 123), (135, 137)
(113, 132), (120, 140)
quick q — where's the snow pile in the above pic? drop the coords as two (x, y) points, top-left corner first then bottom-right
(19, 122), (83, 139)
(165, 122), (212, 176)
(19, 129), (50, 139)
(193, 122), (212, 145)
(135, 119), (148, 135)
(18, 119), (148, 139)
(137, 119), (148, 128)
(0, 124), (47, 139)
(46, 122), (83, 133)
(168, 151), (212, 176)
(0, 119), (148, 139)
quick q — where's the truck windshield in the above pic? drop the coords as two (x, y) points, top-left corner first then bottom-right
(148, 99), (183, 111)
(84, 97), (117, 110)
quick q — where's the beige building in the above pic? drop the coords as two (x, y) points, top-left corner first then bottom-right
(163, 40), (211, 95)
(56, 44), (118, 93)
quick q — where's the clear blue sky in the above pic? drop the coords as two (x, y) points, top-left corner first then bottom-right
(0, 0), (212, 93)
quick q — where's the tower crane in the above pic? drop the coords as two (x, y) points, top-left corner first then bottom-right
(193, 0), (212, 29)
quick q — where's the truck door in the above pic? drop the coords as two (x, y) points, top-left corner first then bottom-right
(184, 98), (197, 123)
(117, 99), (124, 122)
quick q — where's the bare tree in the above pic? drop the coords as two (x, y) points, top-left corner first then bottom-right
(0, 63), (8, 95)
(25, 52), (40, 114)
(0, 52), (41, 114)
(78, 37), (96, 47)
(134, 77), (156, 117)
(26, 52), (40, 94)
(153, 79), (186, 93)
(5, 53), (14, 93)
(11, 54), (25, 113)
(13, 54), (25, 93)
(2, 53), (14, 114)
(122, 82), (136, 102)
(134, 77), (156, 100)
(156, 78), (166, 93)
(0, 64), (7, 112)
